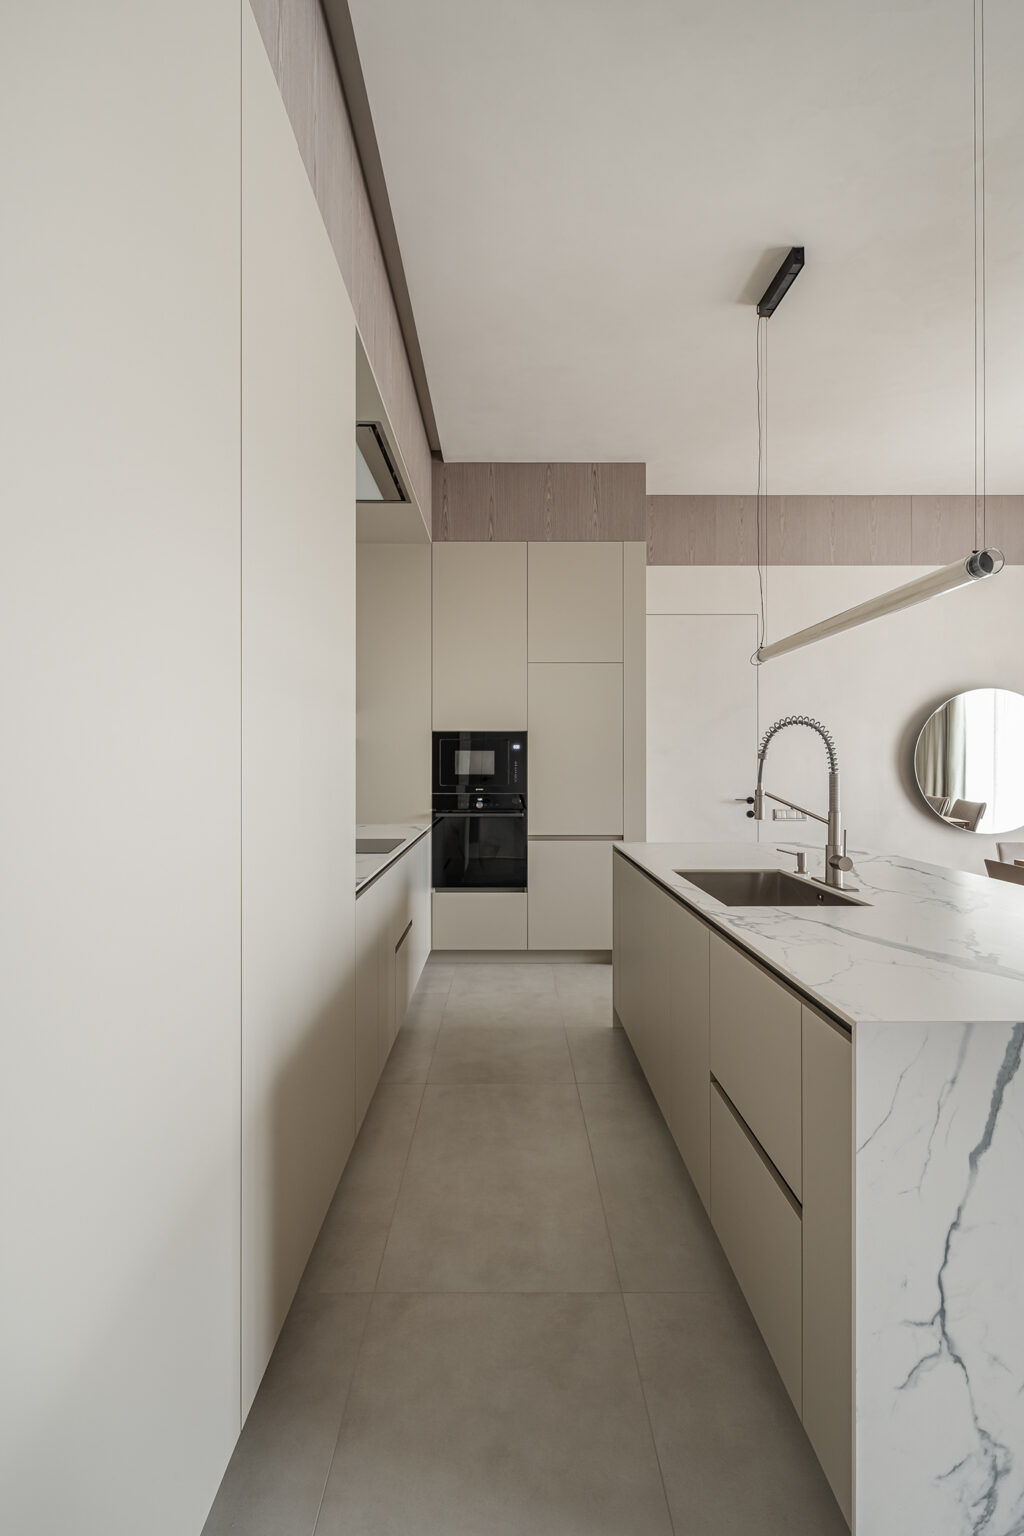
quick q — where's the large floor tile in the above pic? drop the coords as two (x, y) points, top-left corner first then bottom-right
(580, 1080), (734, 1293)
(554, 961), (613, 998)
(429, 1020), (574, 1083)
(202, 1291), (369, 1536)
(378, 1084), (618, 1292)
(314, 1293), (673, 1536)
(448, 961), (557, 999)
(440, 990), (566, 1029)
(625, 1292), (847, 1535)
(299, 1085), (424, 1293)
(380, 1021), (440, 1084)
(567, 1022), (643, 1083)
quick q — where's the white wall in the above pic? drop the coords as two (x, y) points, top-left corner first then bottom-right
(240, 8), (357, 1415)
(647, 565), (1024, 874)
(0, 5), (242, 1533)
(356, 543), (432, 822)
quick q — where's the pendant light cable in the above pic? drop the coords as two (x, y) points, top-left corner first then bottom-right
(973, 0), (987, 549)
(754, 314), (768, 653)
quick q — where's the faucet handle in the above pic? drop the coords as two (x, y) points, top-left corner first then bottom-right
(777, 847), (809, 875)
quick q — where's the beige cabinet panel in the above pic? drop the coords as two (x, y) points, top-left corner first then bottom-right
(357, 544), (431, 823)
(709, 934), (802, 1197)
(669, 899), (711, 1210)
(528, 542), (623, 662)
(432, 542), (527, 728)
(622, 542), (647, 840)
(528, 840), (615, 950)
(355, 875), (385, 1130)
(710, 1085), (803, 1413)
(802, 1007), (853, 1524)
(528, 664), (623, 835)
(432, 891), (528, 950)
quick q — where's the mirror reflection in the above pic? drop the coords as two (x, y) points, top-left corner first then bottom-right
(914, 689), (1024, 835)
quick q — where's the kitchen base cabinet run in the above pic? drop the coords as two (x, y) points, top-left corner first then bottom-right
(355, 836), (430, 1129)
(612, 849), (852, 1525)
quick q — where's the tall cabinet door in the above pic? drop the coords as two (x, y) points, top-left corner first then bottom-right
(528, 663), (623, 834)
(240, 8), (356, 1416)
(528, 542), (623, 662)
(432, 543), (527, 729)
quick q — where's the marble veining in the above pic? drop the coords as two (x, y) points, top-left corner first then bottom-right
(617, 842), (1024, 1025)
(619, 840), (1024, 1532)
(856, 1020), (1024, 1535)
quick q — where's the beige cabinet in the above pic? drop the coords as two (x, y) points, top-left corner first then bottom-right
(527, 840), (615, 950)
(611, 853), (711, 1207)
(528, 542), (623, 662)
(528, 663), (623, 835)
(432, 890), (528, 950)
(432, 543), (527, 729)
(710, 1084), (803, 1413)
(355, 837), (433, 1130)
(802, 1007), (853, 1524)
(709, 934), (802, 1198)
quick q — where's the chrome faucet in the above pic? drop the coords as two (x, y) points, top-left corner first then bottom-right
(747, 716), (855, 891)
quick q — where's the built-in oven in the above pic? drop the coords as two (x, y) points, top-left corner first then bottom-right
(432, 732), (527, 890)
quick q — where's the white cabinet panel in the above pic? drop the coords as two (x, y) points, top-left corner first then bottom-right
(710, 1085), (803, 1414)
(646, 614), (757, 843)
(528, 542), (622, 662)
(240, 12), (356, 1416)
(528, 664), (623, 835)
(1, 3), (241, 1529)
(527, 840), (614, 950)
(802, 1007), (853, 1524)
(433, 543), (527, 729)
(709, 934), (802, 1198)
(432, 891), (528, 950)
(622, 542), (647, 840)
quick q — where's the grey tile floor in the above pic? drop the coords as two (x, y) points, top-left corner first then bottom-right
(204, 959), (847, 1536)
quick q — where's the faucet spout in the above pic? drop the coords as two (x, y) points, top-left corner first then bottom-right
(749, 716), (854, 890)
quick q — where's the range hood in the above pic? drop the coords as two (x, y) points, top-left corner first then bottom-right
(356, 421), (407, 503)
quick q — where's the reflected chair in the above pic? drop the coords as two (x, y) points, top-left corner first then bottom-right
(985, 858), (1024, 886)
(948, 798), (987, 831)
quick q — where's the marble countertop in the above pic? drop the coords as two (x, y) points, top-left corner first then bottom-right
(617, 841), (1024, 1027)
(356, 820), (433, 893)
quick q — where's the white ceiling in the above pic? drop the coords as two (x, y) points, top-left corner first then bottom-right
(350, 0), (1023, 494)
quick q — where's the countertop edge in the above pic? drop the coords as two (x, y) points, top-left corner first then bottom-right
(355, 821), (434, 896)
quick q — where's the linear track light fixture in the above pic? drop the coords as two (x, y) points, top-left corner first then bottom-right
(757, 247), (805, 317)
(753, 548), (1004, 664)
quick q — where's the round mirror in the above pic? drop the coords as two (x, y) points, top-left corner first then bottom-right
(914, 689), (1024, 835)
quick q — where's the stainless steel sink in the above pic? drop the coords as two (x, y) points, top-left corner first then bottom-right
(356, 837), (405, 855)
(675, 869), (867, 907)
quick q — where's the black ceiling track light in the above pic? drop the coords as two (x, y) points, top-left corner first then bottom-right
(756, 246), (805, 316)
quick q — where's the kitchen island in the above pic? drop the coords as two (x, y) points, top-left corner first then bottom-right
(613, 841), (1024, 1536)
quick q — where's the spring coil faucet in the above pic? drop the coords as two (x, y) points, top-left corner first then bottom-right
(748, 716), (854, 890)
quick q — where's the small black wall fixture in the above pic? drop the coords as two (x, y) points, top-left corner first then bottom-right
(757, 247), (805, 316)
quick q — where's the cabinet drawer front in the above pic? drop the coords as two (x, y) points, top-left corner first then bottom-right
(801, 1006), (853, 1523)
(709, 934), (802, 1197)
(710, 1084), (802, 1413)
(431, 891), (528, 950)
(528, 840), (614, 950)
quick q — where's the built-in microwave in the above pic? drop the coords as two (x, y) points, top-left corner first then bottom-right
(432, 732), (526, 795)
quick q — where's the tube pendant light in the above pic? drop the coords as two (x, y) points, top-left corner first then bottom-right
(754, 548), (1004, 663)
(753, 0), (1000, 666)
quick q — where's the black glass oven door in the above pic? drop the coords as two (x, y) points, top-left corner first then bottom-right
(432, 811), (527, 890)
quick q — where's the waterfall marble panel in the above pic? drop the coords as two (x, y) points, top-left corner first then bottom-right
(856, 1020), (1024, 1536)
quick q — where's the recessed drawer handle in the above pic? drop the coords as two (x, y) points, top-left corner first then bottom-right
(395, 919), (413, 954)
(711, 1076), (802, 1215)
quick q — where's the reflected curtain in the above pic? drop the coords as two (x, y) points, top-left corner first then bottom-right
(918, 696), (967, 802)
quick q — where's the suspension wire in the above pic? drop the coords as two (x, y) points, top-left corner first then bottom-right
(754, 315), (768, 653)
(974, 0), (986, 549)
